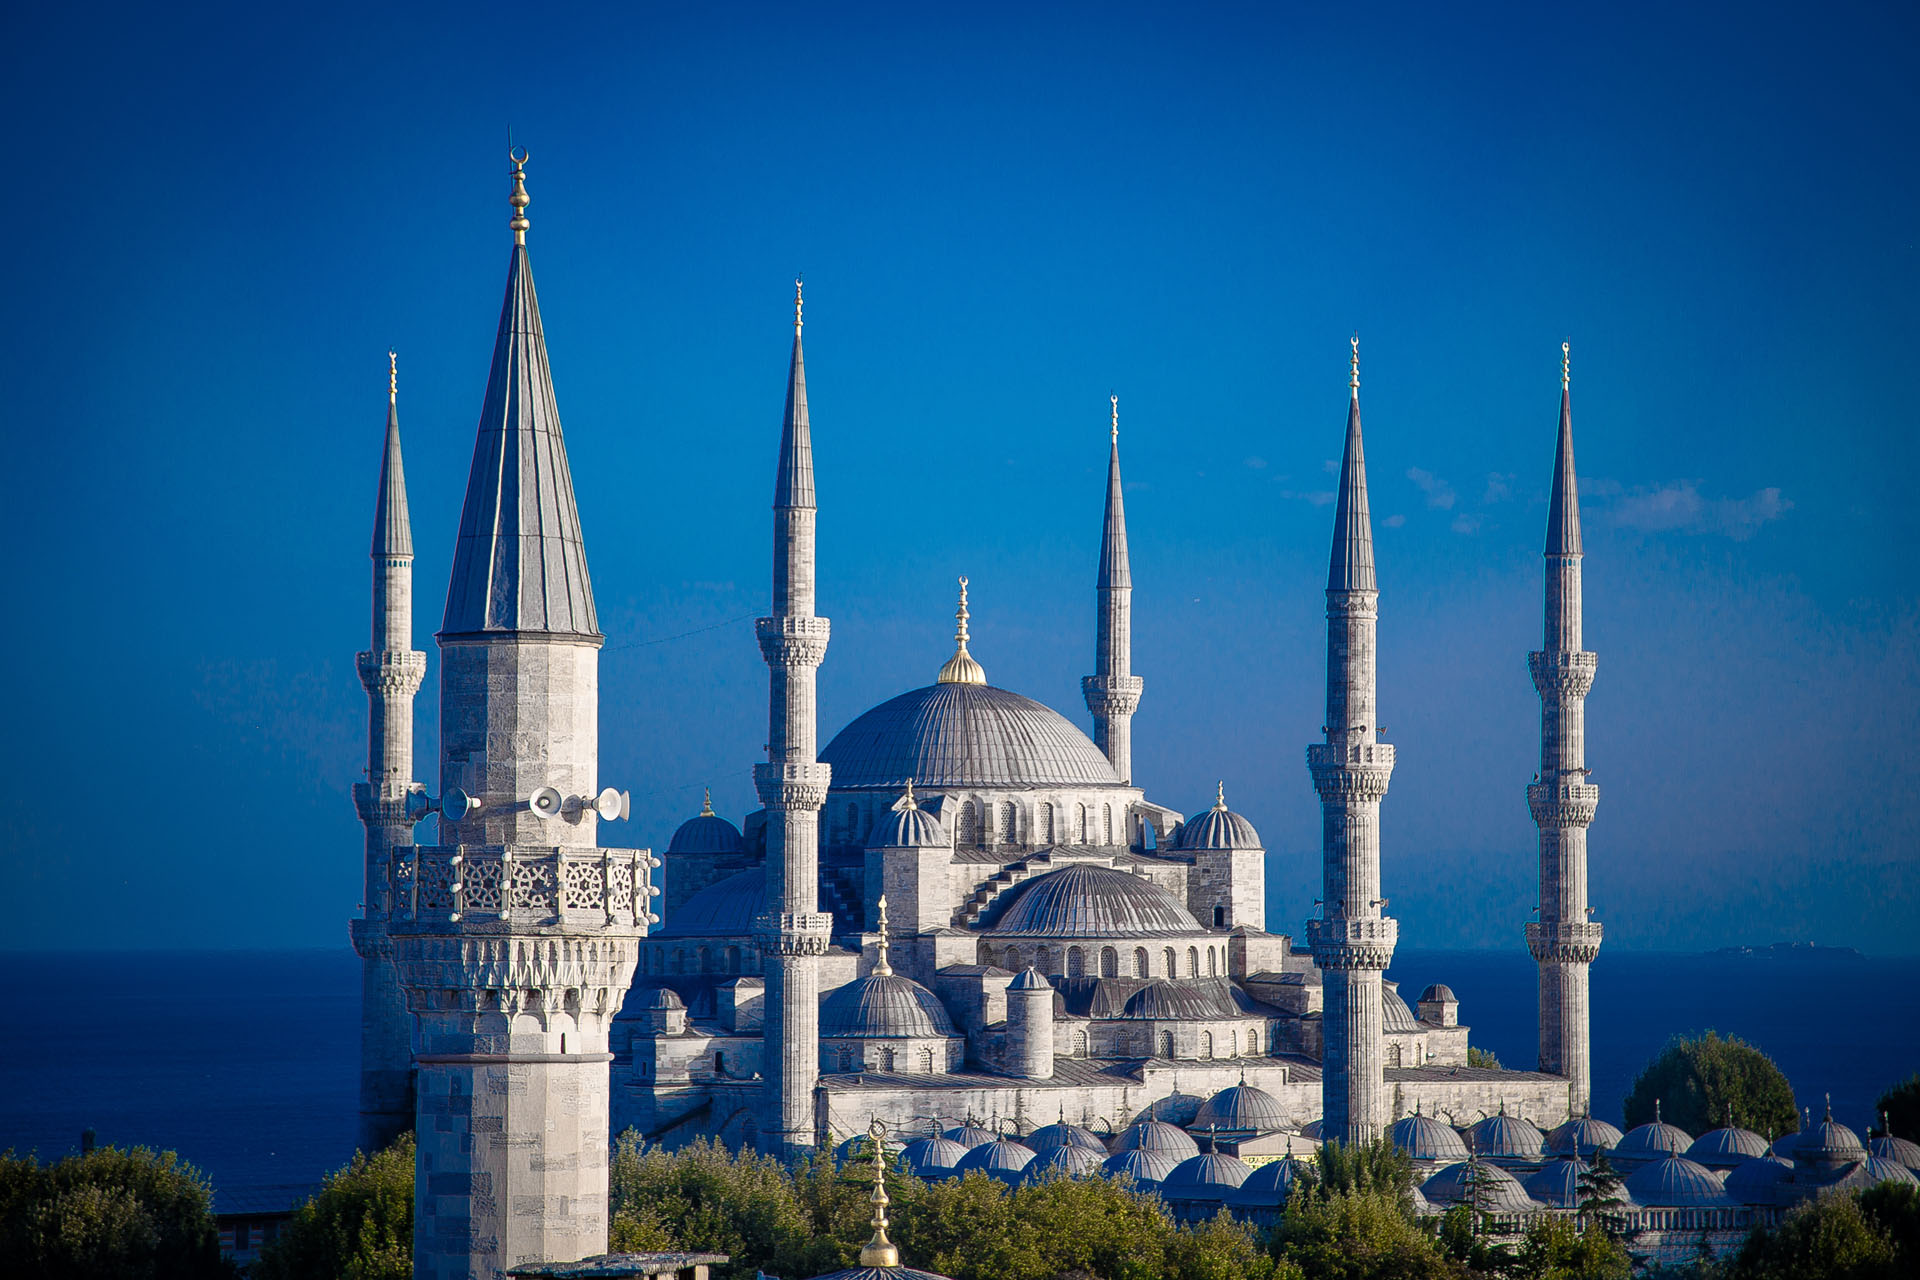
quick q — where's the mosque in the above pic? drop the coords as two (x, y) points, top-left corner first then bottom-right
(343, 156), (1919, 1279)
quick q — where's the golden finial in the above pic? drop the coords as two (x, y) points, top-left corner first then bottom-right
(508, 145), (531, 245)
(794, 276), (804, 336)
(873, 895), (893, 976)
(1110, 392), (1119, 443)
(1214, 781), (1227, 810)
(1350, 333), (1360, 392)
(388, 350), (397, 405)
(937, 576), (986, 684)
(859, 1118), (900, 1267)
(700, 787), (713, 818)
(1562, 340), (1571, 390)
(897, 778), (918, 811)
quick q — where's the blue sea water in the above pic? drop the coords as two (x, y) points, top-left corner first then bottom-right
(0, 947), (1913, 1199)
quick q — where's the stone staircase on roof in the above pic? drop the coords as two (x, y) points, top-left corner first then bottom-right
(952, 851), (1070, 929)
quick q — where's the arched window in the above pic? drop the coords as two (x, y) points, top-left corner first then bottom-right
(882, 1047), (896, 1072)
(1214, 905), (1226, 928)
(847, 801), (860, 843)
(697, 946), (711, 973)
(1036, 945), (1052, 973)
(714, 1050), (727, 1077)
(1043, 805), (1056, 844)
(1247, 1028), (1259, 1055)
(1159, 1031), (1174, 1059)
(1102, 804), (1113, 843)
(1227, 1031), (1237, 1057)
(1386, 1042), (1401, 1067)
(1133, 947), (1149, 977)
(672, 949), (686, 974)
(838, 1046), (853, 1071)
(1163, 947), (1177, 976)
(920, 1047), (935, 1072)
(1100, 946), (1118, 978)
(1201, 1031), (1214, 1059)
(1207, 948), (1218, 977)
(726, 946), (741, 973)
(1186, 947), (1199, 977)
(1078, 804), (1090, 842)
(1000, 801), (1017, 845)
(958, 801), (979, 847)
(1068, 946), (1085, 978)
(1074, 1031), (1088, 1057)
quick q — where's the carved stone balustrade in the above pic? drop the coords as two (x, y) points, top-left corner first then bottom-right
(388, 844), (656, 934)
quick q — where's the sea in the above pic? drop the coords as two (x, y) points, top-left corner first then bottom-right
(1, 947), (1913, 1203)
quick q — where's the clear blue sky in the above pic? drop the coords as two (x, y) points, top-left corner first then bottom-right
(4, 0), (1914, 952)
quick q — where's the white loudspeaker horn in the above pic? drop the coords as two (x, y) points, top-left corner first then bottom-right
(594, 787), (629, 822)
(529, 786), (565, 820)
(441, 788), (480, 821)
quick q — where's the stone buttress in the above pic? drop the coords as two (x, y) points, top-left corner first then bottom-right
(755, 281), (833, 1156)
(1528, 345), (1602, 1115)
(386, 152), (648, 1280)
(351, 353), (429, 1154)
(1306, 339), (1397, 1146)
(1083, 395), (1144, 783)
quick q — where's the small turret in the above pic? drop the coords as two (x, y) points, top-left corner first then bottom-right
(1006, 967), (1056, 1080)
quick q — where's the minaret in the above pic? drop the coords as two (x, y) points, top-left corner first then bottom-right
(1306, 337), (1397, 1146)
(386, 150), (648, 1280)
(1083, 393), (1144, 782)
(755, 278), (833, 1157)
(350, 351), (428, 1154)
(1528, 342), (1602, 1116)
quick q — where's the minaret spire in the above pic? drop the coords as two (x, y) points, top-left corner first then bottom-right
(756, 279), (833, 1157)
(1083, 394), (1144, 782)
(1307, 335), (1397, 1145)
(1528, 341), (1602, 1116)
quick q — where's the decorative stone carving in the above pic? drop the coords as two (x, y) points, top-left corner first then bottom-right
(1527, 649), (1598, 699)
(389, 846), (653, 929)
(753, 761), (832, 811)
(1526, 920), (1605, 965)
(1306, 915), (1399, 971)
(1081, 674), (1144, 717)
(356, 648), (428, 695)
(754, 911), (834, 956)
(755, 615), (831, 668)
(1307, 742), (1395, 801)
(1527, 781), (1600, 827)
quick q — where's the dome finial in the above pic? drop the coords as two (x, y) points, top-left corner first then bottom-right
(937, 575), (987, 684)
(858, 1118), (901, 1267)
(1825, 1092), (1833, 1123)
(873, 895), (892, 976)
(1654, 1098), (1662, 1125)
(508, 144), (531, 245)
(700, 786), (713, 818)
(1350, 333), (1360, 394)
(1214, 780), (1227, 811)
(388, 349), (397, 405)
(1111, 392), (1119, 443)
(897, 778), (918, 811)
(1562, 340), (1571, 390)
(794, 276), (804, 337)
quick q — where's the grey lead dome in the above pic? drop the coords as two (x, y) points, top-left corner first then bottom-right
(985, 864), (1204, 937)
(821, 682), (1124, 790)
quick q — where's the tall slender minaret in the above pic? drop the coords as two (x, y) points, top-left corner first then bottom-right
(1528, 342), (1603, 1117)
(1306, 337), (1397, 1146)
(755, 279), (833, 1157)
(386, 150), (647, 1280)
(1083, 394), (1144, 782)
(350, 352), (427, 1154)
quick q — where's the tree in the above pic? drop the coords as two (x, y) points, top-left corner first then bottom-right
(1575, 1153), (1628, 1239)
(1621, 1031), (1796, 1137)
(1876, 1074), (1920, 1143)
(1508, 1216), (1633, 1280)
(1310, 1139), (1416, 1206)
(1468, 1047), (1504, 1070)
(1718, 1191), (1899, 1280)
(1272, 1187), (1465, 1280)
(0, 1145), (231, 1280)
(606, 1134), (815, 1280)
(253, 1132), (412, 1280)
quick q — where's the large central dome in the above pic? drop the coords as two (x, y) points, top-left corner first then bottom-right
(822, 682), (1124, 790)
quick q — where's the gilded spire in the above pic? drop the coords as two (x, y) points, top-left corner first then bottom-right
(894, 778), (918, 811)
(508, 146), (530, 245)
(1328, 335), (1376, 592)
(701, 787), (714, 818)
(794, 276), (804, 336)
(1214, 780), (1227, 811)
(388, 349), (397, 405)
(938, 576), (986, 684)
(1110, 392), (1119, 442)
(1350, 333), (1360, 394)
(858, 1118), (901, 1267)
(873, 895), (892, 976)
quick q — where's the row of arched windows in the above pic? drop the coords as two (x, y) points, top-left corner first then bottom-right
(858, 796), (1124, 850)
(986, 941), (1224, 980)
(643, 944), (745, 975)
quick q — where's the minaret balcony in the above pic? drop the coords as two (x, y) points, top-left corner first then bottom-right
(753, 761), (832, 811)
(1305, 915), (1397, 970)
(1082, 674), (1144, 717)
(754, 911), (833, 956)
(387, 844), (655, 935)
(1307, 742), (1394, 801)
(1526, 920), (1604, 965)
(756, 615), (831, 668)
(356, 648), (427, 695)
(1527, 781), (1600, 827)
(1527, 650), (1597, 699)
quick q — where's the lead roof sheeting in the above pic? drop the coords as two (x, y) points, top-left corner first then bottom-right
(984, 864), (1204, 937)
(821, 682), (1124, 789)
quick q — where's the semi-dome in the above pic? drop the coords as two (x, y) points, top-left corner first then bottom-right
(1160, 1153), (1252, 1200)
(1175, 784), (1262, 850)
(1103, 1148), (1182, 1186)
(1224, 1154), (1307, 1208)
(1623, 1156), (1732, 1207)
(1381, 982), (1419, 1034)
(1688, 1124), (1771, 1170)
(1613, 1112), (1693, 1165)
(1522, 1158), (1589, 1209)
(901, 1136), (970, 1178)
(987, 864), (1203, 937)
(1122, 980), (1238, 1020)
(666, 795), (743, 855)
(871, 781), (949, 849)
(1421, 1161), (1538, 1214)
(659, 867), (761, 936)
(1547, 1114), (1624, 1158)
(1022, 1144), (1104, 1182)
(1724, 1153), (1792, 1202)
(1871, 1133), (1920, 1171)
(954, 1139), (1036, 1184)
(820, 974), (958, 1039)
(1024, 1121), (1107, 1154)
(1193, 1083), (1288, 1134)
(1393, 1111), (1470, 1163)
(821, 682), (1124, 790)
(943, 1124), (997, 1149)
(1111, 1120), (1201, 1158)
(1466, 1108), (1547, 1161)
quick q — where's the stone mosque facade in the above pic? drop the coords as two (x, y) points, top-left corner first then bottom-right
(347, 157), (1643, 1276)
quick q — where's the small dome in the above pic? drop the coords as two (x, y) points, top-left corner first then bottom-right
(1793, 1114), (1867, 1164)
(1008, 967), (1052, 992)
(1724, 1153), (1793, 1202)
(666, 799), (743, 855)
(1382, 982), (1419, 1034)
(1110, 1120), (1201, 1158)
(1623, 1156), (1732, 1207)
(901, 1136), (971, 1178)
(955, 1139), (1036, 1184)
(1160, 1153), (1252, 1200)
(1466, 1110), (1547, 1160)
(1419, 984), (1457, 1004)
(1175, 785), (1262, 850)
(1122, 980), (1237, 1020)
(1546, 1115), (1624, 1158)
(1871, 1134), (1920, 1171)
(1523, 1158), (1588, 1209)
(1193, 1084), (1289, 1134)
(1688, 1125), (1771, 1170)
(1420, 1161), (1538, 1214)
(639, 987), (685, 1010)
(1298, 1119), (1325, 1142)
(1103, 1148), (1183, 1186)
(1614, 1116), (1693, 1164)
(820, 974), (958, 1039)
(871, 782), (949, 849)
(1864, 1156), (1920, 1187)
(658, 866), (762, 937)
(1224, 1155), (1306, 1208)
(943, 1124), (997, 1149)
(1024, 1122), (1106, 1154)
(1393, 1112), (1470, 1163)
(1769, 1132), (1799, 1159)
(1022, 1144), (1104, 1182)
(986, 864), (1204, 937)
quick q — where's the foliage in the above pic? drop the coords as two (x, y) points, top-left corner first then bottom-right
(1717, 1190), (1901, 1280)
(607, 1135), (816, 1280)
(253, 1133), (412, 1280)
(1306, 1139), (1417, 1206)
(1621, 1031), (1796, 1137)
(1272, 1187), (1464, 1280)
(1505, 1216), (1632, 1280)
(1468, 1047), (1504, 1070)
(1875, 1073), (1920, 1143)
(0, 1144), (232, 1280)
(1574, 1153), (1628, 1237)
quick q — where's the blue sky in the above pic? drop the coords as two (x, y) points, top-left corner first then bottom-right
(3, 0), (1915, 952)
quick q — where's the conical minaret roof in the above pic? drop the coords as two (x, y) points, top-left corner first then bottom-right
(774, 279), (815, 511)
(1327, 337), (1376, 593)
(1098, 394), (1130, 589)
(442, 152), (599, 638)
(1546, 342), (1583, 556)
(371, 351), (413, 558)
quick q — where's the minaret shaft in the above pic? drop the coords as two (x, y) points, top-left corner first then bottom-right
(1084, 401), (1143, 783)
